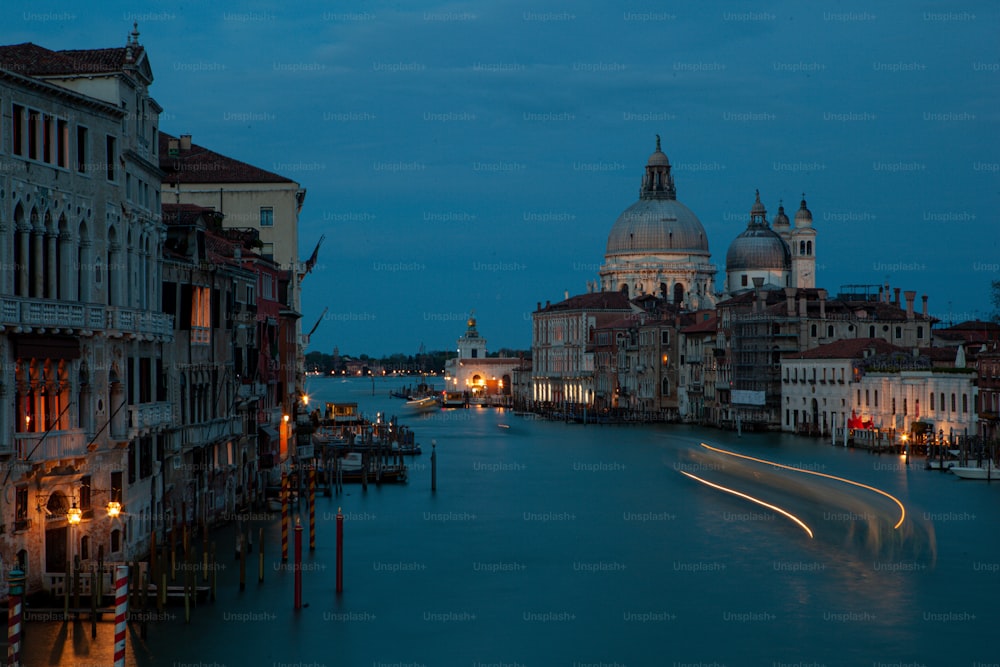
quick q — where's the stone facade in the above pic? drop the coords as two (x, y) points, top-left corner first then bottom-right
(0, 33), (172, 594)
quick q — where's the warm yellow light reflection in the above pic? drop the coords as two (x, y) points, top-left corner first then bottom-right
(679, 470), (814, 539)
(107, 501), (122, 518)
(700, 442), (907, 530)
(67, 502), (82, 525)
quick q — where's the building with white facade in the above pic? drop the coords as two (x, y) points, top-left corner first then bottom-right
(444, 313), (522, 399)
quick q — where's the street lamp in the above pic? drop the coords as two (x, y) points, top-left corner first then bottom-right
(106, 501), (122, 519)
(66, 501), (82, 525)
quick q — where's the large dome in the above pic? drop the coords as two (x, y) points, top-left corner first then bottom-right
(605, 136), (710, 257)
(726, 226), (791, 271)
(606, 198), (710, 256)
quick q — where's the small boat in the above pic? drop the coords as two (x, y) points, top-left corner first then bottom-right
(405, 396), (439, 413)
(442, 391), (466, 408)
(497, 423), (510, 430)
(951, 464), (997, 480)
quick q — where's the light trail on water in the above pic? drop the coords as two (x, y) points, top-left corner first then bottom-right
(678, 470), (815, 539)
(699, 442), (907, 529)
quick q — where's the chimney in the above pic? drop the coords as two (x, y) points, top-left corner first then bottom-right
(818, 289), (827, 319)
(168, 138), (180, 156)
(564, 289), (570, 301)
(893, 287), (900, 306)
(785, 288), (796, 317)
(537, 301), (541, 312)
(180, 134), (192, 151)
(545, 300), (550, 309)
(921, 294), (928, 318)
(884, 282), (890, 303)
(904, 290), (916, 320)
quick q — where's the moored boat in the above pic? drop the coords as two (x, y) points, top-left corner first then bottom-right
(442, 391), (466, 408)
(405, 396), (439, 413)
(951, 463), (998, 480)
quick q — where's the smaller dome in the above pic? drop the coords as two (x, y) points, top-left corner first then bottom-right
(772, 202), (790, 229)
(726, 227), (791, 271)
(795, 195), (813, 227)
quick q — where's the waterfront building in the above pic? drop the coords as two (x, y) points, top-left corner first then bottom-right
(854, 349), (978, 443)
(598, 137), (716, 309)
(160, 204), (258, 526)
(0, 31), (173, 594)
(976, 341), (1000, 443)
(678, 312), (717, 423)
(443, 313), (521, 400)
(714, 283), (935, 430)
(158, 132), (309, 440)
(531, 291), (632, 406)
(781, 338), (899, 436)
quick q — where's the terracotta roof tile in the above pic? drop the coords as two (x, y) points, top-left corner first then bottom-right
(536, 291), (631, 313)
(159, 132), (294, 184)
(787, 338), (902, 360)
(0, 42), (140, 76)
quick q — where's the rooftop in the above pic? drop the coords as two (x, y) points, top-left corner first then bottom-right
(159, 132), (295, 184)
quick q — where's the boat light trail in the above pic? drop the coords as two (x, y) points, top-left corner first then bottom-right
(678, 470), (814, 539)
(700, 443), (906, 530)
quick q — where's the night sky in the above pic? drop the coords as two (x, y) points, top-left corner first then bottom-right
(6, 1), (998, 356)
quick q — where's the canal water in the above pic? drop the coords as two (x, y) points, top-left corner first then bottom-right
(19, 376), (1000, 667)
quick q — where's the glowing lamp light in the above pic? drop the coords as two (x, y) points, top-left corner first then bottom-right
(66, 502), (82, 525)
(283, 414), (290, 423)
(106, 501), (122, 518)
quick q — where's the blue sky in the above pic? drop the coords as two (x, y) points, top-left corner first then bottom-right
(6, 1), (998, 356)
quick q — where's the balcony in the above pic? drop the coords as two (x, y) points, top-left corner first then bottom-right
(14, 429), (88, 462)
(178, 416), (243, 449)
(0, 298), (173, 339)
(0, 297), (104, 331)
(107, 307), (174, 339)
(128, 402), (174, 438)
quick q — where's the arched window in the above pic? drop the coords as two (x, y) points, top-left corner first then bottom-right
(673, 283), (684, 305)
(111, 529), (122, 553)
(810, 324), (817, 337)
(806, 240), (812, 255)
(869, 325), (876, 338)
(799, 241), (805, 255)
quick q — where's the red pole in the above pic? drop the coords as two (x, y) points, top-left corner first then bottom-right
(281, 472), (289, 561)
(294, 516), (303, 610)
(7, 590), (20, 666)
(336, 507), (344, 593)
(309, 468), (316, 551)
(114, 565), (128, 667)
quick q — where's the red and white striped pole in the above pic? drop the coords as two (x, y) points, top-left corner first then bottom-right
(7, 591), (20, 666)
(7, 567), (25, 667)
(114, 564), (129, 667)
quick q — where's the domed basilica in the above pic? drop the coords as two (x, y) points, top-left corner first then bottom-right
(598, 137), (816, 305)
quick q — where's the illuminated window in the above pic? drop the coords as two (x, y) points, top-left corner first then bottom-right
(192, 286), (211, 344)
